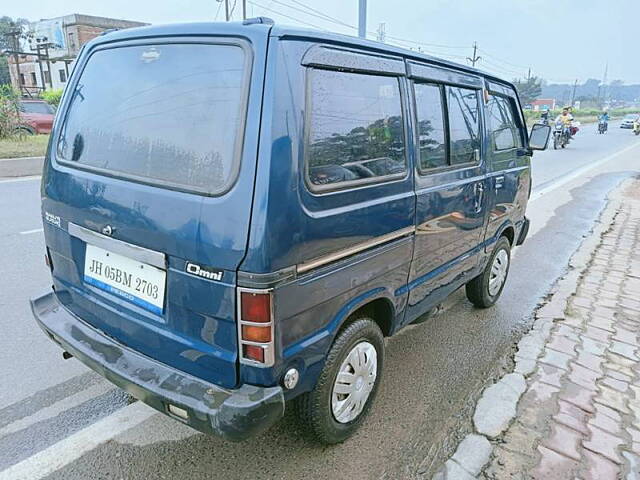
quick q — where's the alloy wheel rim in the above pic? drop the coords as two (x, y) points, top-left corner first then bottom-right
(488, 249), (509, 296)
(331, 341), (378, 424)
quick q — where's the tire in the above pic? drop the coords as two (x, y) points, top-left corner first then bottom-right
(295, 317), (384, 444)
(465, 236), (511, 308)
(14, 126), (35, 136)
(553, 134), (559, 149)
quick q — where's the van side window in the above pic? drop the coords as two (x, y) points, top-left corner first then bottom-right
(414, 83), (447, 171)
(307, 69), (406, 188)
(486, 94), (523, 151)
(447, 86), (481, 165)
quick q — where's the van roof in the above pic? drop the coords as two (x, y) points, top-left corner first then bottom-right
(93, 19), (517, 91)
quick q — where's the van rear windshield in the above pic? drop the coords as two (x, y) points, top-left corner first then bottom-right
(56, 43), (248, 195)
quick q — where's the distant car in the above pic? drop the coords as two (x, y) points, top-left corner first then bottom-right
(18, 100), (55, 134)
(620, 114), (639, 129)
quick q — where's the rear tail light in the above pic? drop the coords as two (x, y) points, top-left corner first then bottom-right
(238, 288), (274, 366)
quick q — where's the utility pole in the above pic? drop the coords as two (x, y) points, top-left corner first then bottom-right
(6, 27), (23, 94)
(527, 68), (531, 80)
(601, 62), (608, 106)
(570, 78), (578, 107)
(358, 0), (367, 39)
(467, 42), (481, 67)
(376, 23), (386, 43)
(225, 0), (230, 21)
(242, 0), (247, 20)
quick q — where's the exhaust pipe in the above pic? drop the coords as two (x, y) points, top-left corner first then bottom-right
(62, 351), (73, 360)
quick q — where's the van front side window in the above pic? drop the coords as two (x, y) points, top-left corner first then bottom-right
(56, 43), (248, 195)
(486, 94), (523, 151)
(307, 69), (406, 188)
(447, 86), (481, 165)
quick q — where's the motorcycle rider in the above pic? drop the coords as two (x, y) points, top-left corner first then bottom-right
(555, 107), (574, 142)
(598, 110), (609, 133)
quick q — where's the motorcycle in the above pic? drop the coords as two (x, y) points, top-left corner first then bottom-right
(597, 119), (608, 134)
(634, 120), (640, 136)
(553, 121), (571, 149)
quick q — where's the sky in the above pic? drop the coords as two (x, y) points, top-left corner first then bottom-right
(3, 0), (638, 84)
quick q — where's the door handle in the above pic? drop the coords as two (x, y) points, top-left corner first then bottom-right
(474, 182), (484, 213)
(495, 175), (505, 189)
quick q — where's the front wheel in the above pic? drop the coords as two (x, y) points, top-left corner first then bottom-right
(295, 317), (384, 444)
(466, 236), (511, 308)
(553, 134), (559, 149)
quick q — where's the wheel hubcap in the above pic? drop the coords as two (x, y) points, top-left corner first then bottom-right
(331, 341), (377, 424)
(488, 249), (509, 296)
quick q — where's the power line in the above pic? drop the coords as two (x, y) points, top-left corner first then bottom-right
(286, 0), (357, 28)
(247, 0), (331, 30)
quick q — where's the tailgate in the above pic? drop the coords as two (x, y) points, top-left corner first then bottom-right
(41, 30), (267, 389)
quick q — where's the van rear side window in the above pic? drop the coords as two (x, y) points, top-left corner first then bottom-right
(306, 69), (406, 190)
(56, 43), (248, 195)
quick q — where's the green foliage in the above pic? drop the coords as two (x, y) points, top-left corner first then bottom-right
(513, 77), (542, 105)
(0, 84), (20, 138)
(41, 89), (63, 107)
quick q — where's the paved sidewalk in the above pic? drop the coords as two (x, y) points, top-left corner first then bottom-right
(433, 178), (640, 480)
(484, 180), (640, 479)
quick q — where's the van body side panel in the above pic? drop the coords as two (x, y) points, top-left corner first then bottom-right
(239, 38), (414, 388)
(41, 25), (271, 389)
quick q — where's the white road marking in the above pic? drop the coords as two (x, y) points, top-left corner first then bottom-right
(529, 141), (639, 203)
(19, 228), (43, 235)
(0, 383), (114, 437)
(0, 175), (41, 184)
(0, 402), (156, 480)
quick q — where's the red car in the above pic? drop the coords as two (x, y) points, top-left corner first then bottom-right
(18, 100), (55, 134)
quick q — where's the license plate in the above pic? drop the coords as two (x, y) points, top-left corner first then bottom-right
(83, 244), (166, 314)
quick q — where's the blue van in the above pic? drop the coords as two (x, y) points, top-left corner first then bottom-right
(31, 19), (550, 444)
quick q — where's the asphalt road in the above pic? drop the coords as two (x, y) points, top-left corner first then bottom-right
(1, 122), (639, 480)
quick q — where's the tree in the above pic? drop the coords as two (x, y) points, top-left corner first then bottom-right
(512, 76), (542, 105)
(0, 17), (29, 86)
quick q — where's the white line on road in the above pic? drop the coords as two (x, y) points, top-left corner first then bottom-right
(0, 156), (44, 163)
(0, 402), (156, 480)
(0, 175), (41, 184)
(530, 141), (639, 203)
(19, 228), (43, 235)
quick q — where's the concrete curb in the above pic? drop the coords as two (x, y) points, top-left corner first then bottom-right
(431, 178), (631, 479)
(0, 156), (44, 178)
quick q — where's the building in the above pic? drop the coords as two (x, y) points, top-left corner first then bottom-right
(8, 14), (147, 96)
(530, 98), (557, 111)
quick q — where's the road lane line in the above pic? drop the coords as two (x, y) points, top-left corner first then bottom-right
(0, 402), (155, 480)
(19, 228), (43, 235)
(0, 176), (41, 184)
(530, 141), (639, 203)
(0, 383), (114, 437)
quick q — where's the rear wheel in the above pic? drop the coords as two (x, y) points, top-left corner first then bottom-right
(553, 134), (559, 149)
(466, 236), (511, 308)
(295, 317), (384, 444)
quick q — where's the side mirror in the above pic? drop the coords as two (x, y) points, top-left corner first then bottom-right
(529, 123), (551, 151)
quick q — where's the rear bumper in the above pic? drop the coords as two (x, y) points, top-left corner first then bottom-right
(30, 292), (285, 441)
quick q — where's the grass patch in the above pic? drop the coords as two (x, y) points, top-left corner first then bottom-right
(0, 134), (50, 159)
